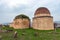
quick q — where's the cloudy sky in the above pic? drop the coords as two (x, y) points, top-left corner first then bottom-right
(0, 0), (60, 23)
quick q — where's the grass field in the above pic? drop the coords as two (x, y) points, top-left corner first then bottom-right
(0, 27), (60, 40)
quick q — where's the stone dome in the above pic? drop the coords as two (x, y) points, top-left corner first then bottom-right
(14, 14), (30, 20)
(35, 7), (50, 15)
(11, 14), (30, 29)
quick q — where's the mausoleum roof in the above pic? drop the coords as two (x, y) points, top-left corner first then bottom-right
(35, 7), (50, 15)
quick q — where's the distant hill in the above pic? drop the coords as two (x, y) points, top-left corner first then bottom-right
(55, 21), (60, 23)
(2, 22), (11, 25)
(1, 21), (60, 28)
(54, 21), (60, 27)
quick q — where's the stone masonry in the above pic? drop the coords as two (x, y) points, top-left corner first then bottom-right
(32, 7), (54, 30)
(10, 14), (30, 29)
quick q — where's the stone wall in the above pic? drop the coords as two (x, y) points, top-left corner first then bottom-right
(10, 19), (30, 29)
(32, 16), (54, 30)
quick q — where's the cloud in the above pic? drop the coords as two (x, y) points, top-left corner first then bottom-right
(0, 0), (28, 7)
(0, 0), (60, 23)
(0, 0), (37, 8)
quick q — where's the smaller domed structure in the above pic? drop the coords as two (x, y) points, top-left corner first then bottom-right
(10, 14), (30, 29)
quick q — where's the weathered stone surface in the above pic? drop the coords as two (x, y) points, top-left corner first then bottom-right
(10, 19), (30, 29)
(10, 7), (54, 30)
(34, 7), (50, 15)
(32, 7), (54, 30)
(10, 14), (30, 29)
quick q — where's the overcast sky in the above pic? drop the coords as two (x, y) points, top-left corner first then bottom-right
(0, 0), (60, 23)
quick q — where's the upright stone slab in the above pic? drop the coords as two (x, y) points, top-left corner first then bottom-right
(32, 7), (54, 30)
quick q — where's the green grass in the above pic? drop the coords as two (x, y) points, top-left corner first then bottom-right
(0, 27), (60, 40)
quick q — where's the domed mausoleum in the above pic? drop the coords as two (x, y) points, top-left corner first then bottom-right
(10, 14), (30, 29)
(32, 7), (54, 30)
